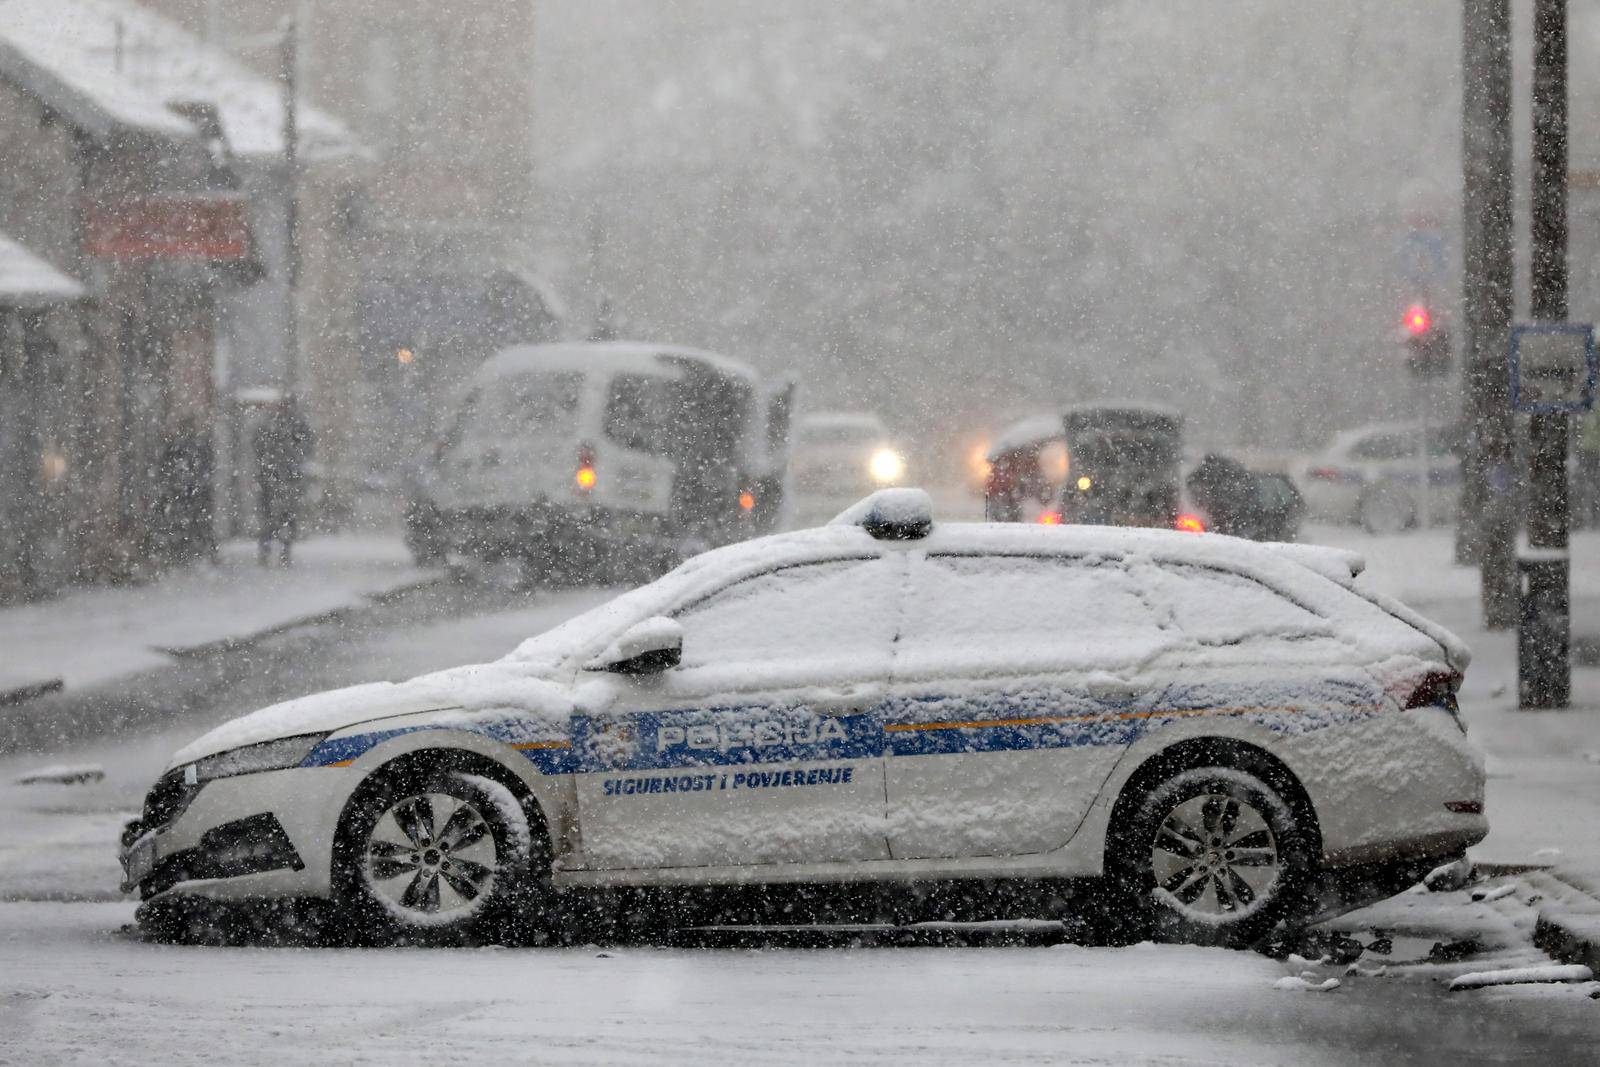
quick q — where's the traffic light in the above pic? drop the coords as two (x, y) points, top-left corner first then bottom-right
(1402, 303), (1451, 377)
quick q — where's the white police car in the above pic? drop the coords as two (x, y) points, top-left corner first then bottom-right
(121, 489), (1485, 947)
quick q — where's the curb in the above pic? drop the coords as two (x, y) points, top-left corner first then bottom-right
(155, 568), (450, 659)
(0, 678), (64, 707)
(1, 567), (451, 705)
(1520, 868), (1600, 973)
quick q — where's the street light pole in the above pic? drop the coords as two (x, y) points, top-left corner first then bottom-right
(279, 13), (300, 398)
(1461, 0), (1517, 630)
(1521, 0), (1572, 707)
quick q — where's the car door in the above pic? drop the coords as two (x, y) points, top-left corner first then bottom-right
(574, 553), (904, 870)
(883, 551), (1176, 860)
(1126, 559), (1360, 732)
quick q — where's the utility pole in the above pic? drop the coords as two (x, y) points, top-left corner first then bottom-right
(279, 13), (300, 398)
(1461, 0), (1517, 628)
(1521, 0), (1572, 707)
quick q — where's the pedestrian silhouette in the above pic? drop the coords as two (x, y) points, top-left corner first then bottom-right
(253, 397), (313, 565)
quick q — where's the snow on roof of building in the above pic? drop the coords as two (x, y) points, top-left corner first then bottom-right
(0, 0), (359, 159)
(0, 232), (85, 306)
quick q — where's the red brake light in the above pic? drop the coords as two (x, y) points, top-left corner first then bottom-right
(1174, 513), (1206, 534)
(1037, 510), (1063, 526)
(1404, 670), (1461, 711)
(575, 444), (597, 491)
(1404, 303), (1431, 336)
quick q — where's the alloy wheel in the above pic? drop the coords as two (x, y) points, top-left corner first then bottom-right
(1150, 792), (1281, 920)
(364, 792), (500, 917)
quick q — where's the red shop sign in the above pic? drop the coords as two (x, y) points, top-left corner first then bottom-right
(84, 197), (250, 260)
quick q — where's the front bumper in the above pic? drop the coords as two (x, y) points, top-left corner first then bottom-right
(120, 766), (352, 902)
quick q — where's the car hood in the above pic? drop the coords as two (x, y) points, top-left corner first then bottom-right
(166, 683), (464, 771)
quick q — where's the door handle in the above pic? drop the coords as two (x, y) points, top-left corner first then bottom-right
(809, 694), (870, 717)
(1086, 676), (1140, 701)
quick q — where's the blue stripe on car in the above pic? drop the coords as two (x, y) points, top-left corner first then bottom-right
(301, 680), (1387, 773)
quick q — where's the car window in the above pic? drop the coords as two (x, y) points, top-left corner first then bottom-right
(1348, 431), (1415, 461)
(605, 373), (681, 452)
(1134, 562), (1330, 646)
(466, 372), (583, 442)
(672, 556), (901, 686)
(896, 554), (1173, 677)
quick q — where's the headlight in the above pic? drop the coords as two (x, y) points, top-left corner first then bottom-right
(869, 448), (905, 485)
(189, 733), (328, 783)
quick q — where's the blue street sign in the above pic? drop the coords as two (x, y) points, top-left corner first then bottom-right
(1509, 323), (1598, 413)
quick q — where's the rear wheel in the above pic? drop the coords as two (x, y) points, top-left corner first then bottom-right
(1117, 767), (1314, 948)
(334, 768), (537, 946)
(1358, 482), (1414, 534)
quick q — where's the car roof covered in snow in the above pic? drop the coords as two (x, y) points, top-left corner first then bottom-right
(474, 341), (757, 386)
(501, 490), (1464, 674)
(987, 414), (1065, 459)
(796, 411), (891, 433)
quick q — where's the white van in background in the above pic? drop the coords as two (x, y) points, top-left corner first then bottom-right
(405, 342), (793, 579)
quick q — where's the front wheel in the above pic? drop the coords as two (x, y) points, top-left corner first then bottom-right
(1116, 767), (1315, 948)
(333, 768), (537, 946)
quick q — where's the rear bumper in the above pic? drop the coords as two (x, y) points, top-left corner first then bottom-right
(440, 503), (670, 555)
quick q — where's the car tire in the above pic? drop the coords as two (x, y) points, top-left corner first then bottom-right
(333, 767), (541, 946)
(1116, 766), (1315, 949)
(1358, 482), (1414, 535)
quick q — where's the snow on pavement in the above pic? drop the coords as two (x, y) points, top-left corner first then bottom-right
(0, 535), (439, 699)
(4, 894), (1599, 1066)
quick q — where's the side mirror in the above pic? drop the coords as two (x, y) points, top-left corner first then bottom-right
(588, 616), (683, 675)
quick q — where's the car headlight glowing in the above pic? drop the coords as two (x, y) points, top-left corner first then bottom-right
(869, 448), (905, 485)
(189, 733), (329, 783)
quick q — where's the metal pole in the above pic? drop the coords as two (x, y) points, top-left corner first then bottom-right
(1461, 0), (1517, 628)
(1521, 0), (1572, 708)
(280, 15), (300, 397)
(1418, 379), (1432, 528)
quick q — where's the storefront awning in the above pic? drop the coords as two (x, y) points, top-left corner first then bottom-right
(0, 232), (85, 308)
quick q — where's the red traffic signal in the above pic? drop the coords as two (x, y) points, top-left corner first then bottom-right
(1403, 304), (1431, 336)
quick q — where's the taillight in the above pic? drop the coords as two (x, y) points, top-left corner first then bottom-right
(1309, 466), (1361, 484)
(738, 491), (756, 512)
(1174, 513), (1206, 534)
(1404, 670), (1461, 711)
(575, 444), (597, 491)
(1037, 510), (1063, 526)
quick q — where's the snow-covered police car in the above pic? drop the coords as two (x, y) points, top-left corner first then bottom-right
(120, 489), (1485, 947)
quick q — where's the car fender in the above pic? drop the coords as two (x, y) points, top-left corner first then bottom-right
(322, 724), (579, 866)
(1072, 711), (1326, 875)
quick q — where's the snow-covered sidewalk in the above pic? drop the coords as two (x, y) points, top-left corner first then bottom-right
(0, 535), (441, 705)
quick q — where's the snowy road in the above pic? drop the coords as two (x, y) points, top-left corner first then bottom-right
(3, 544), (1600, 1062)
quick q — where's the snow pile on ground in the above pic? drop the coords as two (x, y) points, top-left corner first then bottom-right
(1448, 964), (1593, 991)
